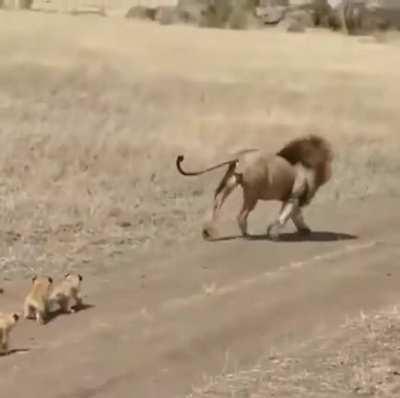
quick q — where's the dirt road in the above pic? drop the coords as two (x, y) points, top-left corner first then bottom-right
(0, 196), (399, 398)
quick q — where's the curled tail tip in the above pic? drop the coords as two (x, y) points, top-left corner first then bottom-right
(176, 154), (188, 175)
(176, 155), (185, 171)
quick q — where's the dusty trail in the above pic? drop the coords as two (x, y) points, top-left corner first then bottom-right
(0, 196), (399, 398)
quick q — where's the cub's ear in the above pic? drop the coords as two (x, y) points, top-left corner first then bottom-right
(65, 273), (70, 278)
(48, 277), (53, 284)
(78, 274), (83, 281)
(32, 275), (37, 283)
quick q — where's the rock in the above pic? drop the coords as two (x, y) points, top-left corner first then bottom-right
(176, 0), (259, 29)
(125, 5), (158, 21)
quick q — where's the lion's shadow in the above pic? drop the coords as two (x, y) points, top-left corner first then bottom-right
(0, 348), (30, 357)
(211, 231), (358, 243)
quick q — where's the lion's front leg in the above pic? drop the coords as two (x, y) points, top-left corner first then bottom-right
(267, 198), (298, 240)
(291, 207), (311, 235)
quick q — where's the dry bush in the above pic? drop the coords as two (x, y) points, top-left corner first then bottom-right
(327, 2), (397, 35)
(176, 0), (211, 26)
(155, 6), (180, 25)
(21, 0), (33, 8)
(178, 0), (259, 29)
(311, 0), (332, 27)
(280, 9), (313, 33)
(285, 18), (306, 33)
(288, 9), (314, 27)
(227, 8), (249, 30)
(227, 6), (260, 30)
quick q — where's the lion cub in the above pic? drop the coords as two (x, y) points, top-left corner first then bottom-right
(50, 273), (83, 314)
(0, 312), (19, 355)
(24, 275), (53, 325)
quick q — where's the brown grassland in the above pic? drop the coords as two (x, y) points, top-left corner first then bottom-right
(0, 10), (399, 279)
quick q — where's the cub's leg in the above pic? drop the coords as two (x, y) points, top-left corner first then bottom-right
(23, 303), (34, 320)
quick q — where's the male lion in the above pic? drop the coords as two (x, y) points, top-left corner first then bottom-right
(176, 134), (333, 240)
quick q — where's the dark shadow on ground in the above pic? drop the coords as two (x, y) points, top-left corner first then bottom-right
(250, 231), (358, 242)
(0, 348), (30, 357)
(209, 231), (358, 243)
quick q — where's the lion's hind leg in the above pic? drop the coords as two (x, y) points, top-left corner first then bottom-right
(237, 192), (257, 238)
(202, 168), (239, 240)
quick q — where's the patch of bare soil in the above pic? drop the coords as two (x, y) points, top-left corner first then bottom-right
(188, 306), (400, 398)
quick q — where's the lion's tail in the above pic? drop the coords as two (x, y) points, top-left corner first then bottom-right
(176, 148), (259, 177)
(276, 134), (333, 170)
(176, 155), (239, 177)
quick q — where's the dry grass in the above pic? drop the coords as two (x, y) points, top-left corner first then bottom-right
(187, 306), (400, 398)
(0, 11), (400, 278)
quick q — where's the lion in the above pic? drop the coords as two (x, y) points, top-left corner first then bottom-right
(176, 134), (333, 240)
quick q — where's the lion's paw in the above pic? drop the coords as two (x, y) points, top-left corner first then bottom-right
(202, 224), (218, 241)
(266, 223), (281, 241)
